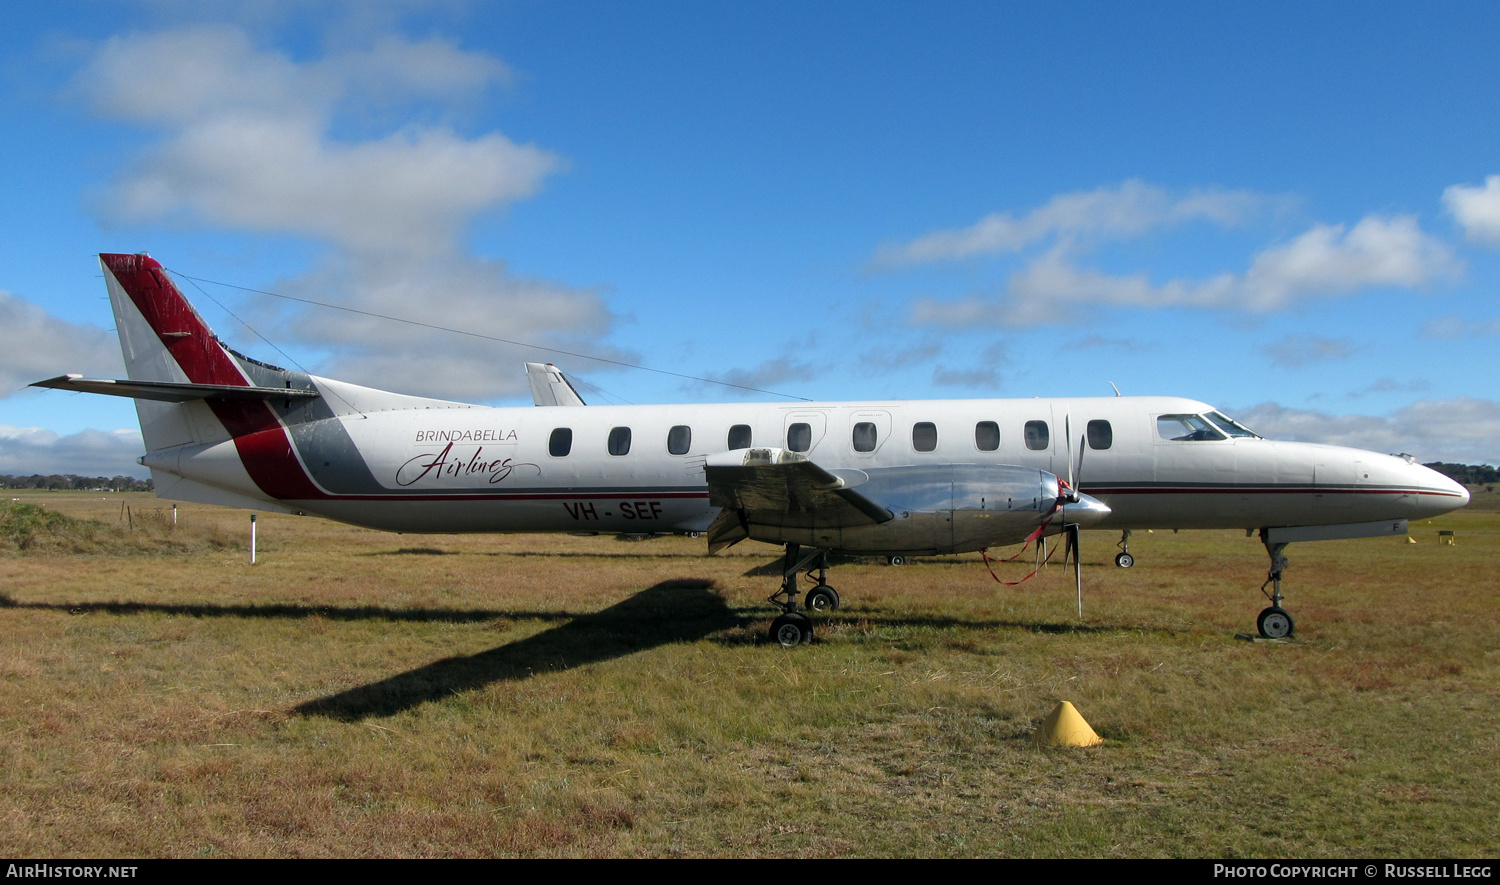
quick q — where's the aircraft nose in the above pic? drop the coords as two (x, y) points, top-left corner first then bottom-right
(1062, 492), (1112, 526)
(1421, 463), (1470, 508)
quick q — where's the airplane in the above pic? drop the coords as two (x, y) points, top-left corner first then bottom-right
(32, 253), (1471, 647)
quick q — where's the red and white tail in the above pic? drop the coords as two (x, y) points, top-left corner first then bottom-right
(102, 252), (267, 386)
(100, 253), (271, 452)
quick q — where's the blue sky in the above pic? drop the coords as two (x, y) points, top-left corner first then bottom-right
(3, 1), (1498, 477)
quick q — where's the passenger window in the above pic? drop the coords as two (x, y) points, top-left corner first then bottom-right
(975, 421), (1000, 452)
(912, 422), (937, 453)
(667, 425), (691, 455)
(1086, 419), (1112, 450)
(608, 426), (632, 456)
(852, 422), (877, 453)
(787, 423), (811, 453)
(1024, 420), (1049, 451)
(728, 424), (752, 449)
(549, 427), (572, 457)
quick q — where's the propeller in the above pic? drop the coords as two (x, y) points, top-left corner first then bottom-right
(1061, 415), (1087, 616)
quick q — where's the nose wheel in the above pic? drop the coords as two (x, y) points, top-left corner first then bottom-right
(1257, 606), (1294, 639)
(1114, 530), (1134, 568)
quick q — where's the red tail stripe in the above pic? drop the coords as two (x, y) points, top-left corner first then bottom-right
(101, 253), (328, 501)
(101, 253), (249, 388)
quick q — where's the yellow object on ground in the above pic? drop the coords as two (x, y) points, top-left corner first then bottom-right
(1033, 701), (1103, 747)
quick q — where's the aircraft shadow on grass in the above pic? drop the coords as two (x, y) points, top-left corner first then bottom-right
(0, 593), (575, 625)
(293, 578), (738, 721)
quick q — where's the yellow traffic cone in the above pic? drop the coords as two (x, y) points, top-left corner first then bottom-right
(1032, 701), (1103, 747)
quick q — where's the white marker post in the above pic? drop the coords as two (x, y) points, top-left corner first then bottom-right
(250, 513), (257, 564)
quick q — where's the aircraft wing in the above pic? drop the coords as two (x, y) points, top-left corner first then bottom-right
(703, 447), (893, 552)
(30, 374), (321, 403)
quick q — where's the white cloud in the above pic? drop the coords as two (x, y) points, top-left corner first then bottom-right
(1442, 175), (1500, 246)
(912, 214), (1459, 327)
(1236, 216), (1458, 310)
(875, 179), (1279, 266)
(701, 357), (815, 398)
(1233, 398), (1500, 465)
(857, 342), (944, 374)
(1421, 315), (1500, 339)
(0, 426), (146, 478)
(78, 26), (557, 258)
(276, 254), (626, 402)
(0, 292), (123, 396)
(108, 117), (558, 257)
(931, 365), (999, 388)
(1260, 335), (1354, 368)
(70, 24), (616, 403)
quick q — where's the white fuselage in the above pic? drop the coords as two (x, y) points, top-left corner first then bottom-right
(146, 379), (1469, 538)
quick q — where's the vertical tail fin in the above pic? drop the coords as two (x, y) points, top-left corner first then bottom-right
(98, 253), (330, 502)
(101, 253), (252, 389)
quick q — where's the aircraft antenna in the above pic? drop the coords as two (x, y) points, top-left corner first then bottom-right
(175, 274), (369, 417)
(169, 270), (815, 402)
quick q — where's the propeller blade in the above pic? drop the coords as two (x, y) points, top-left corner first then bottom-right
(1062, 414), (1080, 503)
(1077, 428), (1086, 483)
(1069, 523), (1082, 617)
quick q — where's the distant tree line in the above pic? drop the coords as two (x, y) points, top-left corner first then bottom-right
(1423, 463), (1499, 485)
(0, 474), (154, 492)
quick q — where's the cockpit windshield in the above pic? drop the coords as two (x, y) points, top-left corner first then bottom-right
(1157, 414), (1227, 441)
(1157, 411), (1262, 441)
(1204, 410), (1260, 439)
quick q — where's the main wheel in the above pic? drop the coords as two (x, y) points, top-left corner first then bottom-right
(1114, 552), (1135, 568)
(887, 554), (908, 566)
(805, 585), (840, 612)
(1257, 606), (1294, 639)
(770, 614), (813, 647)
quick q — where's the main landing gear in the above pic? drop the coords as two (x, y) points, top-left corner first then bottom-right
(1114, 530), (1135, 568)
(767, 543), (838, 647)
(1255, 531), (1295, 639)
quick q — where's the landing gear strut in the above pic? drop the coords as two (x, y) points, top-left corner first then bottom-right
(1256, 531), (1295, 639)
(767, 543), (835, 646)
(1114, 530), (1135, 568)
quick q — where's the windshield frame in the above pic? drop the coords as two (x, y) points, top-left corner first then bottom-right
(1203, 410), (1261, 439)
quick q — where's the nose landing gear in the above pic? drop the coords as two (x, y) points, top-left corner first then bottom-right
(1114, 530), (1135, 568)
(1256, 533), (1295, 639)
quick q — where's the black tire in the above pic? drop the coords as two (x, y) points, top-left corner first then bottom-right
(1257, 606), (1294, 639)
(805, 585), (840, 612)
(887, 555), (908, 566)
(1114, 552), (1135, 568)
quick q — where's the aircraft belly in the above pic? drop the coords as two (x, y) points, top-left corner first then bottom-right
(294, 494), (715, 534)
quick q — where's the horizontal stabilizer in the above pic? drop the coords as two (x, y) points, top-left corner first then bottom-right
(30, 374), (321, 404)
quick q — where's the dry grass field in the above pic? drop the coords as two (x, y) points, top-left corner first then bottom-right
(1, 488), (1496, 858)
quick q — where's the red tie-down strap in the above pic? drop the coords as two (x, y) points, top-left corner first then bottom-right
(980, 486), (1067, 586)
